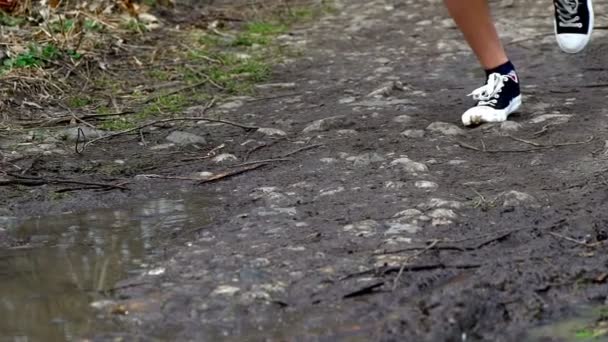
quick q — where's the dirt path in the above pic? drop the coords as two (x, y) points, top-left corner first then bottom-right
(5, 0), (608, 340)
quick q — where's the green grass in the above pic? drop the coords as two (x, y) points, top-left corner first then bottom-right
(0, 12), (24, 26)
(1, 44), (81, 73)
(66, 96), (92, 108)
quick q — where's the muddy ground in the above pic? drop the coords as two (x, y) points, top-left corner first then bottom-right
(3, 0), (608, 340)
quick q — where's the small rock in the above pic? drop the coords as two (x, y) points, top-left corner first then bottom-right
(343, 220), (380, 237)
(147, 267), (166, 276)
(415, 181), (438, 190)
(320, 158), (337, 164)
(303, 115), (352, 133)
(501, 190), (540, 208)
(448, 160), (466, 165)
(213, 153), (238, 163)
(257, 127), (287, 136)
(339, 96), (357, 104)
(212, 285), (240, 296)
(393, 209), (423, 219)
(432, 218), (453, 226)
(529, 114), (572, 124)
(166, 131), (206, 146)
(336, 129), (358, 135)
(254, 82), (296, 90)
(347, 153), (385, 167)
(429, 208), (457, 219)
(418, 198), (464, 210)
(426, 122), (465, 136)
(384, 181), (408, 189)
(60, 126), (105, 142)
(218, 100), (244, 110)
(401, 129), (425, 138)
(150, 143), (175, 150)
(390, 158), (429, 173)
(367, 81), (405, 97)
(385, 222), (421, 235)
(319, 187), (345, 196)
(393, 115), (413, 124)
(500, 121), (522, 131)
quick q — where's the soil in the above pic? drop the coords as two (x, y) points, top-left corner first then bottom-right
(3, 0), (608, 340)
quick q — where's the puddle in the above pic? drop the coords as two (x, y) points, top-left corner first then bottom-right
(528, 305), (608, 341)
(0, 196), (211, 341)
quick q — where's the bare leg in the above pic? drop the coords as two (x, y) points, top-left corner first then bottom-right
(443, 0), (508, 70)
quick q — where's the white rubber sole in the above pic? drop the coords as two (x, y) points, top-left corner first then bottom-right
(462, 95), (522, 126)
(554, 0), (594, 54)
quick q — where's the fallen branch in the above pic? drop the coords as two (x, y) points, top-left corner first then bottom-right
(0, 175), (128, 191)
(80, 115), (258, 152)
(392, 240), (439, 290)
(457, 135), (594, 153)
(199, 163), (267, 184)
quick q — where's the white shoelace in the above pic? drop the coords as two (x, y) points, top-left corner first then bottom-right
(556, 0), (583, 28)
(468, 73), (507, 107)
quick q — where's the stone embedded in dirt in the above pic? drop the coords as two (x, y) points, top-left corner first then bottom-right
(165, 131), (206, 146)
(212, 285), (240, 296)
(415, 181), (438, 190)
(418, 198), (464, 210)
(302, 115), (352, 133)
(432, 218), (453, 226)
(384, 181), (408, 189)
(339, 96), (357, 104)
(393, 115), (413, 124)
(319, 187), (345, 196)
(529, 114), (572, 124)
(390, 158), (429, 173)
(500, 190), (540, 208)
(385, 222), (421, 235)
(448, 159), (466, 165)
(393, 209), (423, 219)
(150, 143), (175, 150)
(212, 153), (238, 163)
(254, 82), (296, 90)
(257, 127), (287, 136)
(500, 121), (522, 131)
(337, 129), (359, 136)
(60, 126), (105, 142)
(426, 122), (465, 136)
(367, 81), (405, 98)
(351, 98), (412, 107)
(320, 158), (337, 164)
(429, 208), (457, 219)
(218, 99), (244, 110)
(347, 153), (385, 167)
(343, 220), (380, 237)
(401, 129), (425, 138)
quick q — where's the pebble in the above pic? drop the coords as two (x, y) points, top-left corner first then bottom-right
(303, 115), (351, 133)
(401, 129), (425, 138)
(393, 115), (413, 124)
(347, 153), (385, 167)
(429, 208), (457, 220)
(60, 126), (105, 142)
(415, 181), (438, 190)
(385, 222), (421, 235)
(166, 131), (206, 146)
(257, 127), (287, 136)
(343, 220), (380, 237)
(529, 114), (572, 124)
(426, 122), (465, 136)
(212, 285), (240, 296)
(500, 121), (522, 131)
(212, 154), (238, 163)
(390, 158), (429, 173)
(418, 198), (464, 210)
(501, 190), (540, 208)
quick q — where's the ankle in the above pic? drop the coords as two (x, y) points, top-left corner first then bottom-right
(485, 60), (516, 78)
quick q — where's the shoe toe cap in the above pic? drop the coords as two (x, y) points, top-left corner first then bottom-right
(462, 106), (506, 126)
(556, 33), (590, 53)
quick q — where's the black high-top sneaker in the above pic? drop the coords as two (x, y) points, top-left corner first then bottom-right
(462, 71), (521, 126)
(554, 0), (593, 53)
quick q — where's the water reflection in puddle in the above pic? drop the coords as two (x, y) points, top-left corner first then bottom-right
(0, 196), (210, 341)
